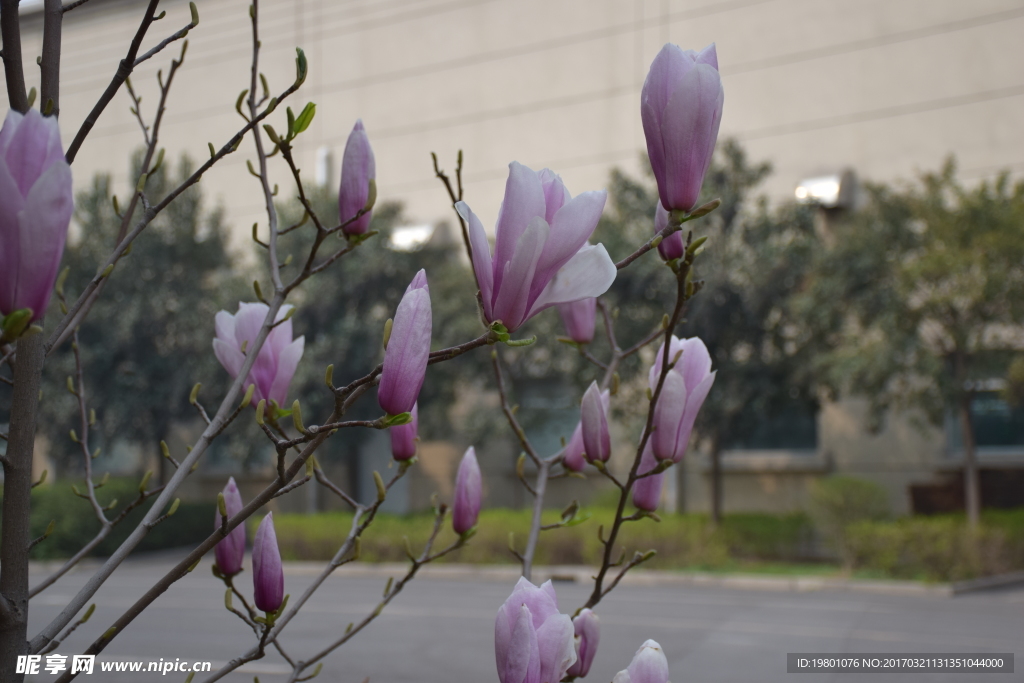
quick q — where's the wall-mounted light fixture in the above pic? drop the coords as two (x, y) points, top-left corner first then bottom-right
(795, 169), (857, 209)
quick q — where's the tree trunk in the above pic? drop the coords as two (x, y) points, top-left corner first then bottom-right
(958, 393), (981, 529)
(0, 334), (46, 682)
(710, 431), (723, 526)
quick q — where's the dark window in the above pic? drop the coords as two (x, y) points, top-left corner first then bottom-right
(949, 391), (1024, 449)
(723, 401), (817, 450)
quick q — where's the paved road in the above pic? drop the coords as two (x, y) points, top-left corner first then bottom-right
(26, 554), (1023, 682)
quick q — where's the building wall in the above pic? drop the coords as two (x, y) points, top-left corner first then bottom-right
(6, 0), (1023, 250)
(9, 0), (1024, 513)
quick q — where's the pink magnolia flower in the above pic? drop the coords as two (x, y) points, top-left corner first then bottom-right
(495, 578), (576, 683)
(213, 303), (305, 408)
(649, 335), (715, 462)
(214, 477), (246, 576)
(654, 202), (684, 261)
(452, 446), (481, 534)
(563, 386), (610, 472)
(338, 119), (375, 236)
(581, 381), (611, 463)
(632, 441), (665, 512)
(612, 639), (670, 683)
(378, 269), (431, 416)
(0, 109), (73, 321)
(557, 296), (597, 343)
(565, 609), (599, 679)
(252, 513), (284, 613)
(641, 43), (724, 213)
(390, 402), (419, 461)
(456, 162), (615, 332)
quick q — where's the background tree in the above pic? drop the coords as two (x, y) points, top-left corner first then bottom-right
(591, 140), (823, 523)
(798, 160), (1024, 527)
(40, 155), (244, 481)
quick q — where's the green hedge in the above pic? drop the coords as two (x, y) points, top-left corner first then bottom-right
(847, 510), (1024, 582)
(0, 478), (212, 560)
(267, 508), (817, 570)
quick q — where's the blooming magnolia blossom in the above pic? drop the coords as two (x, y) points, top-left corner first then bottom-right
(390, 402), (419, 461)
(378, 269), (431, 416)
(214, 477), (246, 576)
(557, 296), (597, 343)
(0, 109), (73, 321)
(612, 639), (670, 683)
(213, 303), (305, 407)
(649, 335), (716, 462)
(565, 609), (599, 679)
(632, 441), (665, 512)
(495, 578), (576, 683)
(456, 162), (616, 332)
(338, 119), (375, 235)
(252, 513), (284, 613)
(654, 202), (684, 261)
(581, 381), (611, 463)
(452, 446), (482, 534)
(641, 43), (724, 213)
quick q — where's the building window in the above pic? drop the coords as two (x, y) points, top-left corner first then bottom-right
(722, 401), (817, 450)
(948, 390), (1024, 449)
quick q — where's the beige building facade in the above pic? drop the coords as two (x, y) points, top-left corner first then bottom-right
(6, 0), (1024, 515)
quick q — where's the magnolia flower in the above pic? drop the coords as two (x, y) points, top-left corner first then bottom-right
(452, 446), (482, 534)
(379, 269), (431, 416)
(338, 119), (375, 236)
(654, 202), (684, 261)
(213, 303), (305, 408)
(632, 441), (665, 512)
(581, 381), (610, 463)
(214, 477), (246, 576)
(649, 335), (715, 462)
(612, 639), (670, 683)
(456, 163), (615, 332)
(557, 297), (597, 343)
(390, 402), (419, 461)
(0, 109), (73, 321)
(641, 43), (723, 213)
(565, 609), (599, 679)
(562, 422), (587, 473)
(252, 513), (284, 613)
(563, 386), (610, 471)
(495, 578), (576, 683)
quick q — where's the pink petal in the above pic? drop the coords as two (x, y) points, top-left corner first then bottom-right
(268, 336), (305, 407)
(528, 190), (607, 306)
(652, 371), (687, 461)
(493, 162), (546, 295)
(14, 160), (73, 317)
(660, 63), (724, 211)
(526, 243), (616, 318)
(457, 201), (495, 317)
(491, 216), (547, 332)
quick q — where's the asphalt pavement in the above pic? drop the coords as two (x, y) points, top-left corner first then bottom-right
(25, 553), (1024, 683)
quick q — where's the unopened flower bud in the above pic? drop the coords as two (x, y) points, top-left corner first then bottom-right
(566, 609), (600, 678)
(581, 381), (610, 463)
(378, 270), (431, 416)
(612, 639), (670, 683)
(641, 42), (723, 213)
(452, 446), (481, 534)
(557, 297), (597, 344)
(338, 119), (375, 236)
(0, 109), (73, 321)
(252, 513), (284, 613)
(214, 477), (245, 576)
(390, 402), (419, 461)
